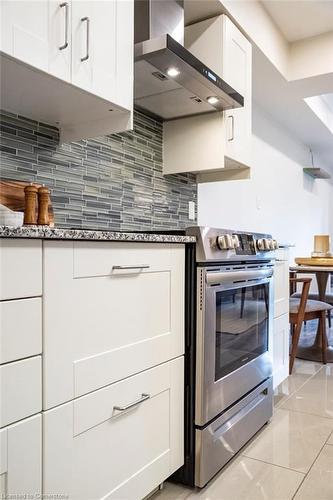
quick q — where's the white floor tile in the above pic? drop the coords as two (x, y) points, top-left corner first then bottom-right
(294, 445), (333, 499)
(242, 408), (333, 473)
(280, 365), (333, 418)
(154, 457), (304, 500)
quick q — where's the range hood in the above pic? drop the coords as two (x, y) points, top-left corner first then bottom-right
(134, 0), (244, 120)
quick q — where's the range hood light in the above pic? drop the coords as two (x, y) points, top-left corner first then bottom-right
(166, 67), (180, 77)
(207, 96), (219, 105)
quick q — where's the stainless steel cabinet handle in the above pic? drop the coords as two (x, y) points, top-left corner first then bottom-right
(114, 393), (150, 412)
(81, 16), (90, 62)
(228, 115), (234, 141)
(112, 265), (150, 270)
(59, 2), (69, 50)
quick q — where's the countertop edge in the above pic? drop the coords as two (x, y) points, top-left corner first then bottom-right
(0, 226), (196, 244)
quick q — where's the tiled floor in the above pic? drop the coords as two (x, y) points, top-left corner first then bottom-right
(154, 326), (333, 499)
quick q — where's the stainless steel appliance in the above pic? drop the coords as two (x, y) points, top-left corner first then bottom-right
(134, 0), (243, 120)
(172, 227), (276, 488)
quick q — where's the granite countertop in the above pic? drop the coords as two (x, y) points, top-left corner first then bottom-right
(0, 225), (196, 244)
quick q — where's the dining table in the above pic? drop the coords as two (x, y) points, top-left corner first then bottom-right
(290, 264), (333, 362)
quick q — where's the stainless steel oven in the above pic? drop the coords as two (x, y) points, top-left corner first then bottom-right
(196, 262), (274, 426)
(171, 227), (276, 489)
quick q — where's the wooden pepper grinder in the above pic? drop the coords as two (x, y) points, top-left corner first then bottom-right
(37, 185), (50, 225)
(24, 183), (38, 225)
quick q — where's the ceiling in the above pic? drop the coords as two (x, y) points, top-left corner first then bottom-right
(261, 0), (333, 42)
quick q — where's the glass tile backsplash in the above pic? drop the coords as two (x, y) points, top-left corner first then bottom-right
(0, 110), (197, 230)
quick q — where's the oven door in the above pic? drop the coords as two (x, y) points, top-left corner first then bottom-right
(196, 265), (273, 426)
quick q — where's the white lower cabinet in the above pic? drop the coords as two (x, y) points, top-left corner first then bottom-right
(0, 356), (42, 427)
(43, 241), (185, 409)
(273, 314), (289, 388)
(0, 414), (42, 497)
(43, 356), (184, 500)
(273, 248), (290, 388)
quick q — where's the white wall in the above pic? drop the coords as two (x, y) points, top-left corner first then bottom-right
(198, 104), (333, 262)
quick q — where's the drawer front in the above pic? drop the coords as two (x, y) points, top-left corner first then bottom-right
(44, 357), (184, 500)
(0, 414), (42, 498)
(43, 241), (185, 409)
(0, 240), (42, 300)
(0, 298), (42, 364)
(0, 356), (42, 427)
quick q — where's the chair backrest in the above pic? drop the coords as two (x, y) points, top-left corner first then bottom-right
(289, 275), (312, 322)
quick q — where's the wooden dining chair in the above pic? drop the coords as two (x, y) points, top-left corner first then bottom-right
(289, 276), (332, 374)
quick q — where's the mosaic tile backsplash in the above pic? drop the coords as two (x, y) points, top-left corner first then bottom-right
(0, 110), (197, 230)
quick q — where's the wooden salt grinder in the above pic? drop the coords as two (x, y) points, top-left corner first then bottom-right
(37, 185), (50, 225)
(23, 184), (38, 225)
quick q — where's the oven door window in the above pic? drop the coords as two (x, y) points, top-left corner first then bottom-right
(215, 284), (269, 381)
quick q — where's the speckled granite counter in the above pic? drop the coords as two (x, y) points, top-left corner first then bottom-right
(0, 226), (196, 244)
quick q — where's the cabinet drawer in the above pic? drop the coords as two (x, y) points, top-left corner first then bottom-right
(0, 414), (42, 498)
(0, 240), (42, 300)
(44, 357), (184, 500)
(0, 356), (42, 427)
(43, 241), (185, 409)
(0, 298), (42, 364)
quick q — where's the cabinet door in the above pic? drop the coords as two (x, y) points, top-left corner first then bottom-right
(49, 0), (71, 81)
(274, 249), (290, 318)
(0, 0), (49, 71)
(0, 239), (42, 301)
(0, 415), (42, 498)
(44, 357), (184, 500)
(222, 16), (252, 169)
(71, 0), (116, 102)
(273, 314), (289, 389)
(43, 241), (185, 409)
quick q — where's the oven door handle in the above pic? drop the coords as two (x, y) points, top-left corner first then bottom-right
(206, 269), (273, 285)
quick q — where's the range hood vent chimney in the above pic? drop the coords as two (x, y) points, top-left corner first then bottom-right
(134, 0), (244, 121)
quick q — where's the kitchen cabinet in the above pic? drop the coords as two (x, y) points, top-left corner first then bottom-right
(0, 239), (42, 301)
(0, 356), (42, 427)
(163, 15), (252, 178)
(71, 1), (116, 103)
(0, 298), (42, 365)
(0, 415), (42, 498)
(0, 0), (49, 71)
(273, 248), (290, 388)
(0, 0), (133, 142)
(49, 0), (72, 81)
(43, 241), (185, 409)
(43, 357), (184, 500)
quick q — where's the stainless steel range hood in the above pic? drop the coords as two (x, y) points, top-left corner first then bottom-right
(134, 0), (244, 121)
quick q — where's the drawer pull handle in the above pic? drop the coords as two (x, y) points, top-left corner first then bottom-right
(59, 2), (69, 50)
(81, 16), (90, 62)
(114, 393), (150, 412)
(112, 265), (150, 271)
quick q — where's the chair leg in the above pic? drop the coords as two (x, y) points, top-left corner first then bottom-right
(320, 311), (327, 365)
(289, 321), (302, 375)
(328, 310), (331, 329)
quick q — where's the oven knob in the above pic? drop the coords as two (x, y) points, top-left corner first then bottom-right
(232, 234), (240, 248)
(217, 234), (233, 250)
(272, 239), (279, 250)
(256, 238), (266, 251)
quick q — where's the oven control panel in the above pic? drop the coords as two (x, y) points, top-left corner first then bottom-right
(186, 226), (278, 262)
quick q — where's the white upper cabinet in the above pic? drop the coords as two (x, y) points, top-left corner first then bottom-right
(0, 0), (49, 71)
(0, 0), (133, 142)
(71, 1), (117, 102)
(222, 15), (252, 169)
(163, 15), (252, 177)
(48, 0), (71, 81)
